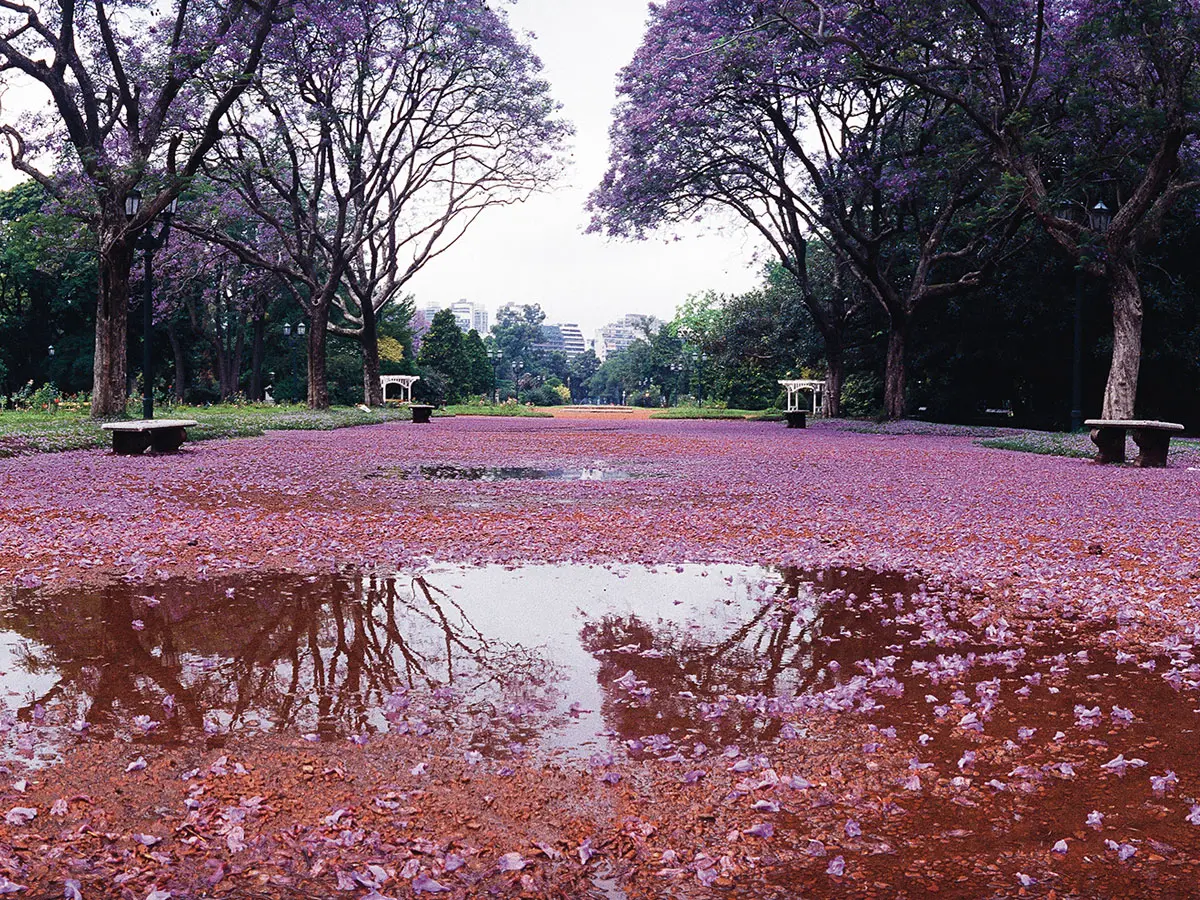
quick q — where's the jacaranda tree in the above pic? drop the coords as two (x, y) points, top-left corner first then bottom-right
(788, 0), (1200, 419)
(195, 0), (567, 408)
(589, 0), (1022, 417)
(0, 0), (287, 416)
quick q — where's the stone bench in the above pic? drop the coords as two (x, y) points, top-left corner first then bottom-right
(101, 419), (199, 455)
(784, 410), (807, 429)
(410, 405), (434, 424)
(1084, 418), (1185, 467)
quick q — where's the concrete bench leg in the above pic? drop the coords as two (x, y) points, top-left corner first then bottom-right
(1089, 426), (1126, 464)
(150, 427), (187, 453)
(111, 431), (151, 455)
(785, 411), (807, 429)
(1131, 428), (1171, 468)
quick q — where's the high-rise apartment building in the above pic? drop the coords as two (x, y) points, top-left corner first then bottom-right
(535, 322), (587, 358)
(595, 314), (662, 360)
(421, 300), (489, 335)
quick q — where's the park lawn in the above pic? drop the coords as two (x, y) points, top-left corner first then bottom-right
(0, 404), (411, 457)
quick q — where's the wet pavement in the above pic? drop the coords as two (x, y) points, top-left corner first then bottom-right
(365, 465), (641, 481)
(4, 564), (1200, 894)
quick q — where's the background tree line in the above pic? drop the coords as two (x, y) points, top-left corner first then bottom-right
(4, 172), (1199, 427)
(0, 0), (568, 415)
(590, 0), (1200, 424)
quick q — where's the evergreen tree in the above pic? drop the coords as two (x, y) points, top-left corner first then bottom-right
(417, 310), (469, 402)
(463, 329), (494, 397)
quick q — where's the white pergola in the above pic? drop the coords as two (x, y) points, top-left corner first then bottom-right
(779, 379), (826, 415)
(380, 375), (420, 403)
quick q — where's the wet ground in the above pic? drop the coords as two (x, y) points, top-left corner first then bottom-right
(365, 464), (641, 481)
(4, 564), (1200, 895)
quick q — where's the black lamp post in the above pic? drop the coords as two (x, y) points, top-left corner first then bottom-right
(689, 348), (705, 406)
(125, 190), (178, 419)
(283, 322), (306, 401)
(1060, 198), (1114, 431)
(487, 345), (502, 403)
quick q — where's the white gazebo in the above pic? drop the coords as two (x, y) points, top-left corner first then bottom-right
(380, 375), (420, 403)
(779, 379), (826, 415)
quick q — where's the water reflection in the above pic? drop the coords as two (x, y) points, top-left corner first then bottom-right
(0, 573), (565, 761)
(578, 568), (921, 749)
(0, 565), (930, 764)
(366, 465), (638, 482)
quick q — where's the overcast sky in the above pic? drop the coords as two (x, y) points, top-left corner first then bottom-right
(0, 0), (766, 337)
(404, 0), (765, 336)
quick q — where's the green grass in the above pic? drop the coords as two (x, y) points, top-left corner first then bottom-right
(649, 406), (773, 420)
(975, 432), (1095, 458)
(0, 403), (411, 457)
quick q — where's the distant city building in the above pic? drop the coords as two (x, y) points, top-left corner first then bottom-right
(596, 314), (662, 360)
(536, 325), (565, 355)
(559, 323), (586, 356)
(420, 300), (489, 335)
(534, 322), (586, 358)
(451, 299), (489, 334)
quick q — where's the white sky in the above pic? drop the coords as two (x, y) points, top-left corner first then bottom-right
(0, 0), (766, 337)
(404, 0), (764, 336)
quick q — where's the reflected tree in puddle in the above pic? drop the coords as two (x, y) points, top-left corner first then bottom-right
(579, 567), (922, 750)
(0, 574), (562, 758)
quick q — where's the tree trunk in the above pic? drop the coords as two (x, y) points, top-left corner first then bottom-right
(215, 342), (233, 401)
(1101, 256), (1142, 420)
(360, 299), (383, 406)
(307, 306), (330, 409)
(883, 319), (908, 420)
(91, 238), (135, 417)
(825, 340), (844, 418)
(249, 314), (265, 401)
(166, 320), (186, 403)
(232, 323), (245, 397)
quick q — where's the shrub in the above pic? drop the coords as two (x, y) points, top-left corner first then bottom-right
(14, 381), (60, 412)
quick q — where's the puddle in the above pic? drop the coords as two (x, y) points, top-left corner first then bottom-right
(4, 565), (1200, 893)
(4, 562), (1200, 859)
(366, 465), (640, 481)
(0, 564), (821, 764)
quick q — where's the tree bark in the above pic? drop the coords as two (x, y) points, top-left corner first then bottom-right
(883, 319), (908, 420)
(307, 307), (331, 409)
(232, 324), (245, 398)
(825, 339), (844, 418)
(1101, 256), (1142, 420)
(166, 320), (187, 403)
(91, 238), (134, 417)
(360, 299), (383, 406)
(249, 314), (266, 401)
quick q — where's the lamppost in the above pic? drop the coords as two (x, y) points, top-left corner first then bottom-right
(283, 322), (306, 401)
(669, 360), (683, 406)
(1066, 199), (1113, 431)
(511, 359), (523, 400)
(487, 345), (502, 403)
(689, 348), (706, 406)
(124, 190), (179, 419)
